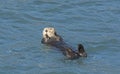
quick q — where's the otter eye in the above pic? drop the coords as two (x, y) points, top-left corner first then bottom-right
(45, 30), (48, 32)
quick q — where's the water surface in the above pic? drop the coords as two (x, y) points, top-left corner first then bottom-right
(0, 0), (120, 74)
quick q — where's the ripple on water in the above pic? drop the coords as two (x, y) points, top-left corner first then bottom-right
(0, 0), (120, 74)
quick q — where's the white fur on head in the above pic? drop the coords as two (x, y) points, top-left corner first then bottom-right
(42, 27), (62, 43)
(43, 27), (56, 38)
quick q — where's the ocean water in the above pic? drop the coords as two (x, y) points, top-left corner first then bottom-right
(0, 0), (120, 74)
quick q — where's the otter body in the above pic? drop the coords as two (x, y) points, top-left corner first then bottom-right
(41, 27), (87, 59)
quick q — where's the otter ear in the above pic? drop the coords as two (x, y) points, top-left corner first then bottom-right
(78, 44), (87, 57)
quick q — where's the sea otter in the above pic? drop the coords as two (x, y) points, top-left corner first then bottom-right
(41, 27), (87, 59)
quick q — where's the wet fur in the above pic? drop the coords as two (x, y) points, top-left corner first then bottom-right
(41, 27), (87, 59)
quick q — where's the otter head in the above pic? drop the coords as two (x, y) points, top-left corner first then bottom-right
(41, 27), (62, 44)
(78, 44), (87, 57)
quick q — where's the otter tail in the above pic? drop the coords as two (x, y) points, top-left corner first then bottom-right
(78, 44), (87, 57)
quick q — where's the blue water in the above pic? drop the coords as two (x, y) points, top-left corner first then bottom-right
(0, 0), (120, 74)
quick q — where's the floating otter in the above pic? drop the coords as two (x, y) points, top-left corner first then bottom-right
(41, 27), (87, 59)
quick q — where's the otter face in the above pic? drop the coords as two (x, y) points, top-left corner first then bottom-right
(43, 27), (56, 38)
(42, 27), (62, 44)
